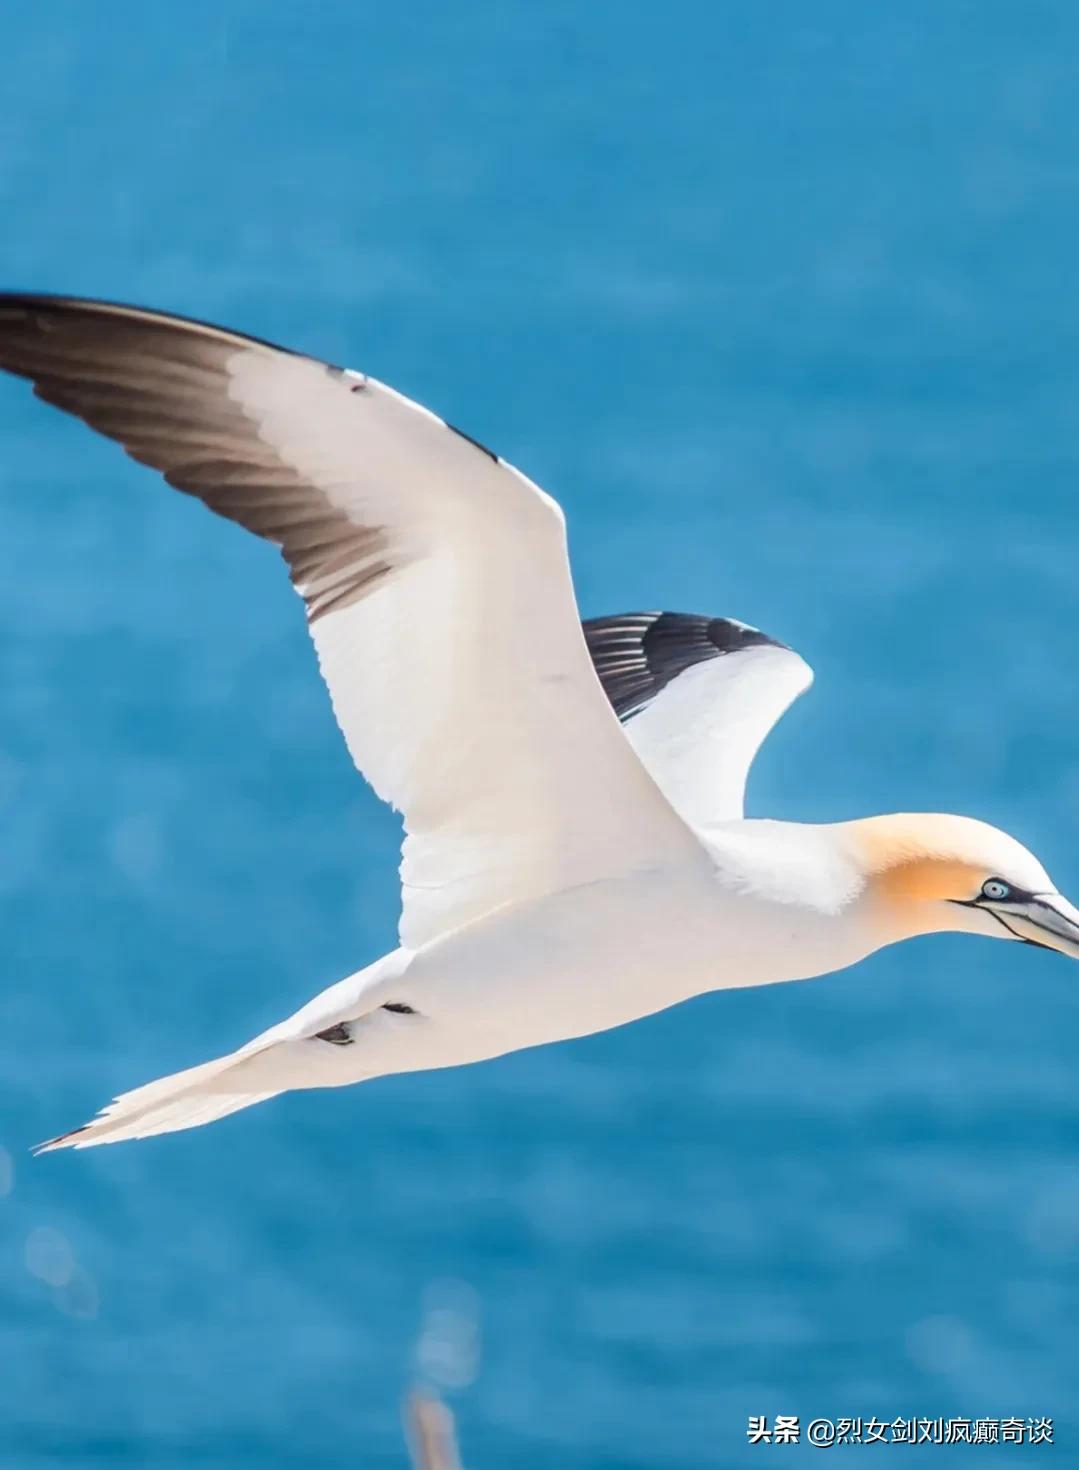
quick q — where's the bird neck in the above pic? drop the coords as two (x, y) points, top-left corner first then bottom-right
(698, 820), (891, 983)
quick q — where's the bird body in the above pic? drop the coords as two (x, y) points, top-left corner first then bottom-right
(0, 293), (1074, 1152)
(41, 837), (877, 1148)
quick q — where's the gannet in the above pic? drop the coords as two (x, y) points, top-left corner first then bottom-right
(0, 294), (1075, 1153)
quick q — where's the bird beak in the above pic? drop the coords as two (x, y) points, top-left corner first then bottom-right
(987, 893), (1079, 958)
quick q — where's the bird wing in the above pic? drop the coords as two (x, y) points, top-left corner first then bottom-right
(0, 295), (700, 948)
(583, 612), (813, 825)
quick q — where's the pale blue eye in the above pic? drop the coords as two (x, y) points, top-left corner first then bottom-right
(982, 878), (1011, 902)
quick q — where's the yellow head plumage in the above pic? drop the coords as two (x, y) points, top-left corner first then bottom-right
(844, 813), (1055, 931)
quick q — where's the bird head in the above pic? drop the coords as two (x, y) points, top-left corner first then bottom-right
(847, 813), (1079, 957)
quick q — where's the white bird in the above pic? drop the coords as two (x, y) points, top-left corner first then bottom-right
(1, 294), (1075, 1153)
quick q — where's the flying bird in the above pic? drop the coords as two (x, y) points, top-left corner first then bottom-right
(0, 294), (1075, 1152)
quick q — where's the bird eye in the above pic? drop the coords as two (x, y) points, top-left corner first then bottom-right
(981, 878), (1011, 902)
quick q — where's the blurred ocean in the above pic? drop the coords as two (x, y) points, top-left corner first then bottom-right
(1, 3), (1078, 1465)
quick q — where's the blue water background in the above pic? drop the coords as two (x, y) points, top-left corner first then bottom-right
(1, 4), (1078, 1464)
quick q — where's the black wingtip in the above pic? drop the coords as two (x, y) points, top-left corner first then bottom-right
(583, 610), (788, 720)
(0, 290), (298, 359)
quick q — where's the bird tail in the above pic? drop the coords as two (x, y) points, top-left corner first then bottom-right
(34, 954), (403, 1153)
(33, 1045), (281, 1153)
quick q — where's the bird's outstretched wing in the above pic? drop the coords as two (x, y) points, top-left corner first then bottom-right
(0, 294), (700, 947)
(584, 612), (813, 826)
